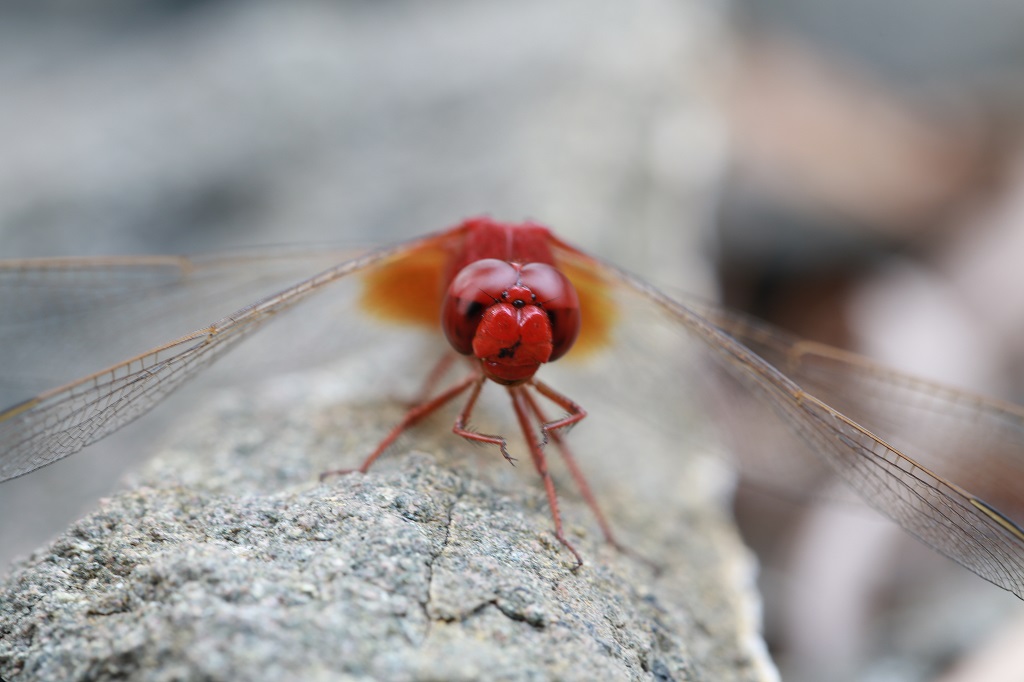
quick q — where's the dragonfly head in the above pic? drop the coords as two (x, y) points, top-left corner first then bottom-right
(442, 258), (581, 385)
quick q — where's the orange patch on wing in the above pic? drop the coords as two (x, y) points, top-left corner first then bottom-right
(359, 241), (450, 328)
(558, 258), (617, 359)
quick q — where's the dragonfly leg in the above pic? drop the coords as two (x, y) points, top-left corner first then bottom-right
(320, 370), (478, 480)
(529, 378), (587, 446)
(519, 387), (622, 551)
(509, 386), (584, 569)
(524, 383), (659, 571)
(451, 375), (517, 465)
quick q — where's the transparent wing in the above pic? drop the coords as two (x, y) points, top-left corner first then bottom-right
(0, 232), (454, 483)
(551, 238), (1024, 599)
(695, 306), (1024, 517)
(0, 248), (371, 405)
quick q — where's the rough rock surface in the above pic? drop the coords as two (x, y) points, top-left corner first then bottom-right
(0, 369), (776, 681)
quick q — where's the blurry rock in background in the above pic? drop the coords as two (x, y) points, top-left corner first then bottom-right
(0, 0), (723, 273)
(723, 1), (1024, 680)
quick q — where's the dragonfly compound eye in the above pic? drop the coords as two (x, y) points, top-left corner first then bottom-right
(441, 258), (519, 355)
(516, 262), (580, 361)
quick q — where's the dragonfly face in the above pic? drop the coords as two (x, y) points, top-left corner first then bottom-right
(441, 258), (581, 385)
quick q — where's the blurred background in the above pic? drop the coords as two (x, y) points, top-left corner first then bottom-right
(3, 0), (1024, 680)
(722, 1), (1024, 681)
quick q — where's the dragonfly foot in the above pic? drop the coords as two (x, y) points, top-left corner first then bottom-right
(497, 440), (517, 467)
(553, 531), (585, 570)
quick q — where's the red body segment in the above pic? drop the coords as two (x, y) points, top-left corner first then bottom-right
(440, 219), (581, 385)
(443, 217), (562, 279)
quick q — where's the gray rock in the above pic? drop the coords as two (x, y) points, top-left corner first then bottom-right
(0, 369), (776, 681)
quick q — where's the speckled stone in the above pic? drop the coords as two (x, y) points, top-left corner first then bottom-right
(0, 370), (776, 682)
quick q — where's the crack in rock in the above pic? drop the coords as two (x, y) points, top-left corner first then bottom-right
(421, 474), (462, 641)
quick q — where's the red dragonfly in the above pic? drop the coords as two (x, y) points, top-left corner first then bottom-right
(2, 218), (1024, 589)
